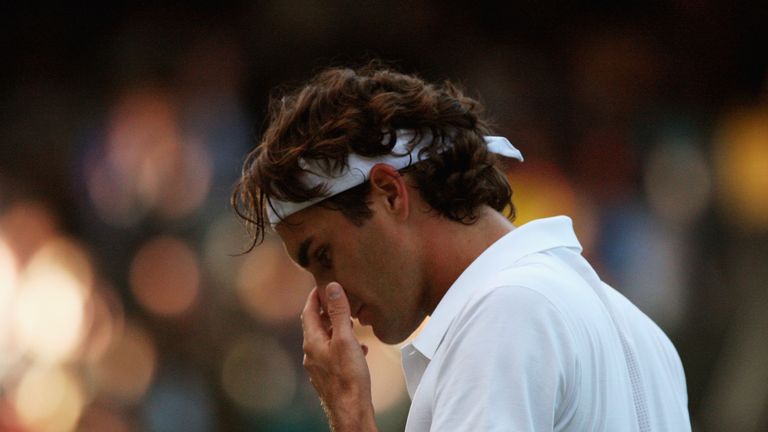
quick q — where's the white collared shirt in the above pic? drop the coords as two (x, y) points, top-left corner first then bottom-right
(401, 216), (690, 431)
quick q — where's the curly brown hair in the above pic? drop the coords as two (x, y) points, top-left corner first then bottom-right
(232, 62), (515, 247)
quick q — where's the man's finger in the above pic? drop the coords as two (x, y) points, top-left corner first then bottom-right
(302, 287), (329, 343)
(319, 309), (332, 335)
(324, 282), (354, 340)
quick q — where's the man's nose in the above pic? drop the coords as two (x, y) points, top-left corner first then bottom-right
(313, 273), (328, 290)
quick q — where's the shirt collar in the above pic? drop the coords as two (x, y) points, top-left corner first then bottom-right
(403, 215), (583, 360)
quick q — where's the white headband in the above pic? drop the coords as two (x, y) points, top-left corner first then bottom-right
(267, 130), (523, 225)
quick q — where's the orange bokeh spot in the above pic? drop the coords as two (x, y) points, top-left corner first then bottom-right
(236, 238), (313, 324)
(91, 322), (157, 404)
(713, 106), (768, 231)
(129, 236), (201, 317)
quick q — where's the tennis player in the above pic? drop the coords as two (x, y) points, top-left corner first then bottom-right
(232, 63), (691, 431)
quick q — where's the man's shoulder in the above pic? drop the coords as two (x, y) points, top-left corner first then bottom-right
(455, 250), (602, 334)
(455, 269), (575, 336)
(476, 251), (582, 306)
(437, 267), (581, 373)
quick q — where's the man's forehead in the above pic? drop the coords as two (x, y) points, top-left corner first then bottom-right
(275, 211), (309, 237)
(275, 223), (308, 255)
(275, 220), (312, 267)
(274, 205), (329, 249)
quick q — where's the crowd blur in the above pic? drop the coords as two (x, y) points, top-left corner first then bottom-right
(1, 2), (766, 432)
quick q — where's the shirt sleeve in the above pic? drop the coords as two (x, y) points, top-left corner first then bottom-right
(430, 285), (579, 432)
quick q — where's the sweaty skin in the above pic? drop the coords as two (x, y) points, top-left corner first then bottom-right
(302, 282), (378, 432)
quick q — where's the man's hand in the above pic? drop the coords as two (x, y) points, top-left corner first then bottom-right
(302, 282), (378, 432)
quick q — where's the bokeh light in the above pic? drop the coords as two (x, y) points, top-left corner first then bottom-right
(235, 237), (313, 323)
(221, 333), (297, 413)
(90, 322), (157, 404)
(0, 201), (58, 266)
(598, 207), (688, 331)
(507, 160), (578, 225)
(507, 160), (598, 253)
(143, 373), (213, 432)
(129, 235), (201, 317)
(0, 238), (19, 380)
(644, 140), (712, 225)
(77, 403), (133, 432)
(79, 286), (125, 365)
(203, 213), (249, 290)
(0, 237), (18, 305)
(713, 107), (768, 231)
(13, 238), (91, 363)
(85, 89), (213, 226)
(25, 237), (95, 291)
(13, 365), (86, 432)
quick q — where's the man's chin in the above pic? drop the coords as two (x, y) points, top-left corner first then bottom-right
(371, 325), (409, 345)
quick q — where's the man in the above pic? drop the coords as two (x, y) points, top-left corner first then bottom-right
(232, 63), (691, 431)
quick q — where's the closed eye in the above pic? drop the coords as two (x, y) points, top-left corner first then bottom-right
(315, 245), (333, 269)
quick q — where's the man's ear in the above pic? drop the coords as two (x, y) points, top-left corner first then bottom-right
(369, 164), (409, 220)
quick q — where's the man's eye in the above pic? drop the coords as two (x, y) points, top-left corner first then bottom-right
(316, 247), (332, 268)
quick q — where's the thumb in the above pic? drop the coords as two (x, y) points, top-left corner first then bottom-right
(325, 282), (353, 338)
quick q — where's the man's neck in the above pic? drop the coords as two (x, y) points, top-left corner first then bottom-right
(418, 206), (516, 315)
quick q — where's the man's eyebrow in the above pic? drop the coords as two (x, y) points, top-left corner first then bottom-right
(297, 237), (314, 268)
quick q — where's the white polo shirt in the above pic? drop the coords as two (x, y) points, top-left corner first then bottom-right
(400, 216), (690, 431)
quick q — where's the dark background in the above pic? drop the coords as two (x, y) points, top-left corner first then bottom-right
(1, 2), (767, 431)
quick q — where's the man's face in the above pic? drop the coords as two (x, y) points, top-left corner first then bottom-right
(276, 203), (426, 344)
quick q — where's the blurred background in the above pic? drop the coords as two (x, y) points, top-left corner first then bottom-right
(1, 1), (767, 431)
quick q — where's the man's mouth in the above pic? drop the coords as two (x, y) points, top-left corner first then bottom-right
(355, 305), (372, 326)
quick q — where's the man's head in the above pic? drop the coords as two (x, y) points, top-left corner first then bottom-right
(232, 62), (518, 342)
